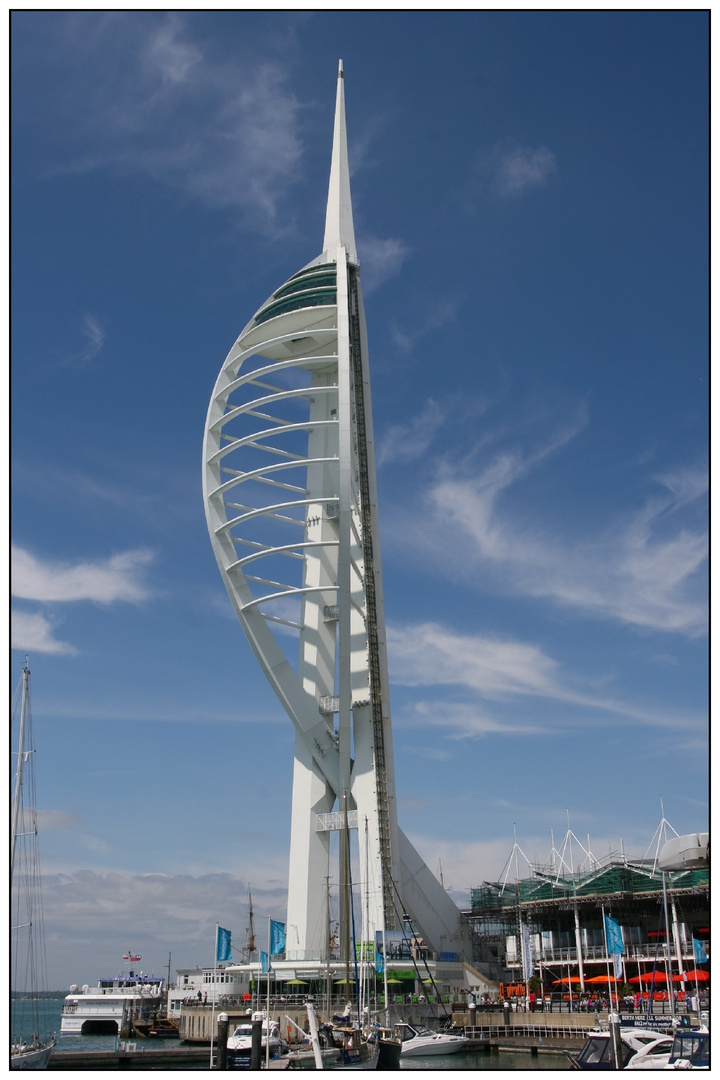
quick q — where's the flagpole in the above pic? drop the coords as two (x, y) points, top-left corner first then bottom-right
(266, 917), (271, 1071)
(601, 907), (620, 1070)
(210, 923), (218, 1069)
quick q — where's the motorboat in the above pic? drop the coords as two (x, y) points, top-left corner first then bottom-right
(11, 664), (56, 1069)
(575, 1026), (675, 1070)
(60, 970), (164, 1034)
(663, 1027), (709, 1070)
(394, 1021), (469, 1057)
(226, 1012), (289, 1068)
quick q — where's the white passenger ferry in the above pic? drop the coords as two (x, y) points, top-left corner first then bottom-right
(60, 967), (164, 1035)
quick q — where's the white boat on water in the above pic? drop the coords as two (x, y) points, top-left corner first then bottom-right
(575, 1026), (675, 1070)
(226, 1012), (289, 1067)
(394, 1021), (469, 1057)
(60, 968), (164, 1034)
(11, 663), (56, 1070)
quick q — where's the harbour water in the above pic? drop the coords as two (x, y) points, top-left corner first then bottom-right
(14, 998), (572, 1069)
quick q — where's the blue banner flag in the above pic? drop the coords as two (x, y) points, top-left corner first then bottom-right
(693, 938), (708, 965)
(261, 951), (270, 974)
(604, 914), (625, 955)
(216, 926), (232, 963)
(269, 920), (286, 955)
(613, 953), (624, 981)
(375, 951), (385, 975)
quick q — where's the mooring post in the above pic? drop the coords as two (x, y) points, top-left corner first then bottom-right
(216, 1012), (229, 1070)
(251, 1015), (263, 1070)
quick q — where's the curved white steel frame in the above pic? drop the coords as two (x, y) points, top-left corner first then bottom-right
(203, 62), (468, 961)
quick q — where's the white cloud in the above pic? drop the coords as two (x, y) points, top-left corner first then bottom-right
(357, 235), (410, 292)
(62, 313), (105, 368)
(388, 621), (705, 732)
(40, 869), (288, 988)
(413, 422), (707, 635)
(376, 398), (447, 468)
(37, 809), (81, 831)
(38, 15), (305, 233)
(390, 297), (459, 354)
(486, 140), (557, 197)
(11, 610), (76, 655)
(389, 622), (562, 700)
(12, 545), (153, 604)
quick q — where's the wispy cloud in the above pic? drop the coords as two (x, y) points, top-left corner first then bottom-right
(388, 620), (705, 731)
(357, 235), (410, 293)
(11, 610), (77, 655)
(34, 14), (305, 234)
(63, 314), (105, 368)
(12, 545), (153, 604)
(376, 398), (447, 468)
(482, 139), (557, 198)
(399, 402), (707, 635)
(390, 296), (459, 353)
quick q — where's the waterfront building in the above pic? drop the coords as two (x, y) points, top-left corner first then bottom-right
(464, 834), (709, 995)
(202, 63), (468, 963)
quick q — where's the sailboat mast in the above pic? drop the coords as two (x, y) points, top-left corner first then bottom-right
(341, 793), (351, 994)
(11, 663), (30, 880)
(247, 889), (256, 956)
(325, 876), (332, 1016)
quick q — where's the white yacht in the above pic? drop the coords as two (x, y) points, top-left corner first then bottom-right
(395, 1021), (469, 1057)
(60, 970), (164, 1034)
(576, 1027), (675, 1070)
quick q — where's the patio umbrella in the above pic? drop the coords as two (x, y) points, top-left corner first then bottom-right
(552, 976), (581, 984)
(585, 974), (613, 984)
(285, 979), (308, 986)
(682, 970), (709, 981)
(629, 972), (667, 984)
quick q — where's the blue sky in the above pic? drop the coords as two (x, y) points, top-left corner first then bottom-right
(11, 11), (708, 989)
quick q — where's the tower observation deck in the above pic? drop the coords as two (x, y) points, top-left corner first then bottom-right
(203, 62), (469, 962)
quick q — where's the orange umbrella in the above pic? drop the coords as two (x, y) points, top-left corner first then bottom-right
(629, 971), (667, 984)
(552, 976), (581, 984)
(585, 974), (613, 983)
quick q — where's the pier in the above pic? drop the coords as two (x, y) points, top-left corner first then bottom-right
(49, 1046), (210, 1069)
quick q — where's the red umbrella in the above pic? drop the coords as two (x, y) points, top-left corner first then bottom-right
(683, 970), (709, 981)
(585, 974), (613, 984)
(552, 976), (581, 984)
(629, 971), (668, 984)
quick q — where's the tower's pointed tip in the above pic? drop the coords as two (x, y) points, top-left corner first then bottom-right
(323, 61), (356, 264)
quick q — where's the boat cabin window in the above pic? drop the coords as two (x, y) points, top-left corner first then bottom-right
(577, 1036), (635, 1069)
(670, 1033), (710, 1068)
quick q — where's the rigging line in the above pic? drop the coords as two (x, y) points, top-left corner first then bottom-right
(386, 876), (451, 1017)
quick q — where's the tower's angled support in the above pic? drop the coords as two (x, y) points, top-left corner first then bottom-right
(203, 61), (468, 961)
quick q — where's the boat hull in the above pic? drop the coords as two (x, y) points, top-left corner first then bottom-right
(400, 1036), (468, 1057)
(11, 1041), (55, 1070)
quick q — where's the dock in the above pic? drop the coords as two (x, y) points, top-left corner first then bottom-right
(49, 1046), (211, 1070)
(48, 1024), (588, 1069)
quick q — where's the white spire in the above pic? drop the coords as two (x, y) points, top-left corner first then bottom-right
(322, 60), (357, 264)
